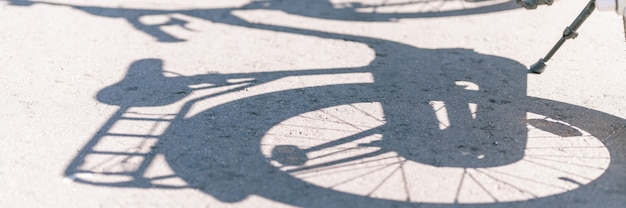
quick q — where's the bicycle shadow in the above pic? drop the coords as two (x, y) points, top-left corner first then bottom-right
(77, 24), (626, 206)
(4, 0), (520, 42)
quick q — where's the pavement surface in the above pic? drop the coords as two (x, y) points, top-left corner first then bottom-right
(1, 0), (626, 207)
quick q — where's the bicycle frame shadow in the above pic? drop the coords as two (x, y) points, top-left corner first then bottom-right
(66, 20), (626, 207)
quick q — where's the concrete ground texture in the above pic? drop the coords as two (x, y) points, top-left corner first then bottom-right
(1, 0), (626, 207)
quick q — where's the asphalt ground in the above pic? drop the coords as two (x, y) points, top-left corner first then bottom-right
(1, 0), (626, 207)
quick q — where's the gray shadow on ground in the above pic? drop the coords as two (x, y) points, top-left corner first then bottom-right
(5, 0), (521, 42)
(8, 0), (624, 206)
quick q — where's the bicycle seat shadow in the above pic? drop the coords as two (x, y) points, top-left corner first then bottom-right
(96, 59), (191, 107)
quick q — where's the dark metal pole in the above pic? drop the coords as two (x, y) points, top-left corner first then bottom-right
(530, 0), (596, 74)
